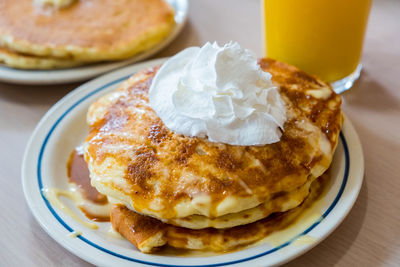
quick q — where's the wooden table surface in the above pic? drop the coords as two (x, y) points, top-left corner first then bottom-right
(1, 0), (399, 266)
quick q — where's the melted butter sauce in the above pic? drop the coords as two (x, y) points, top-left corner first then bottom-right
(67, 230), (82, 238)
(43, 147), (112, 232)
(43, 187), (99, 229)
(253, 171), (331, 249)
(264, 212), (322, 247)
(67, 148), (108, 205)
(107, 226), (123, 239)
(292, 235), (317, 246)
(67, 147), (111, 222)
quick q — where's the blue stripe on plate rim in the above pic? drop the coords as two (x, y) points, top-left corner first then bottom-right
(36, 75), (350, 267)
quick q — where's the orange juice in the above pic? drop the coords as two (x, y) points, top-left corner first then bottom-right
(263, 0), (372, 82)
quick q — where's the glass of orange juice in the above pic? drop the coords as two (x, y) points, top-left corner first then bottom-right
(262, 0), (372, 93)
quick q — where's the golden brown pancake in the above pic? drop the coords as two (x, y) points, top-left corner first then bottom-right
(83, 58), (342, 229)
(0, 47), (85, 69)
(0, 0), (175, 61)
(167, 180), (312, 229)
(110, 172), (328, 253)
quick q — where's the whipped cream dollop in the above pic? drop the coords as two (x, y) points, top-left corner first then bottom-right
(149, 42), (286, 146)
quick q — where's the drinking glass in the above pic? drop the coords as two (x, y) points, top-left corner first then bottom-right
(262, 0), (372, 93)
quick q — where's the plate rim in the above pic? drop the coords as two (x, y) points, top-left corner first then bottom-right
(22, 59), (364, 267)
(0, 0), (188, 85)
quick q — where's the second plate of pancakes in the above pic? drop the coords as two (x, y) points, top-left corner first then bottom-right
(0, 0), (188, 85)
(22, 58), (364, 267)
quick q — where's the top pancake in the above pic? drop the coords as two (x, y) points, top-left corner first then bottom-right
(0, 0), (175, 61)
(84, 58), (342, 221)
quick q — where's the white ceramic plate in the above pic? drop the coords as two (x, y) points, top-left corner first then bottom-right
(0, 0), (187, 85)
(22, 58), (364, 267)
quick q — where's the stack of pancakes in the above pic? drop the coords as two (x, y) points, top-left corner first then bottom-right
(83, 58), (342, 253)
(0, 0), (175, 69)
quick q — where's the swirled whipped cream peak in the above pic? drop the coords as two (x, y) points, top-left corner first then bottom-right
(149, 41), (286, 146)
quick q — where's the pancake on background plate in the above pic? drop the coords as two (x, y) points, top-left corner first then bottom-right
(0, 47), (85, 69)
(82, 54), (342, 252)
(0, 0), (175, 69)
